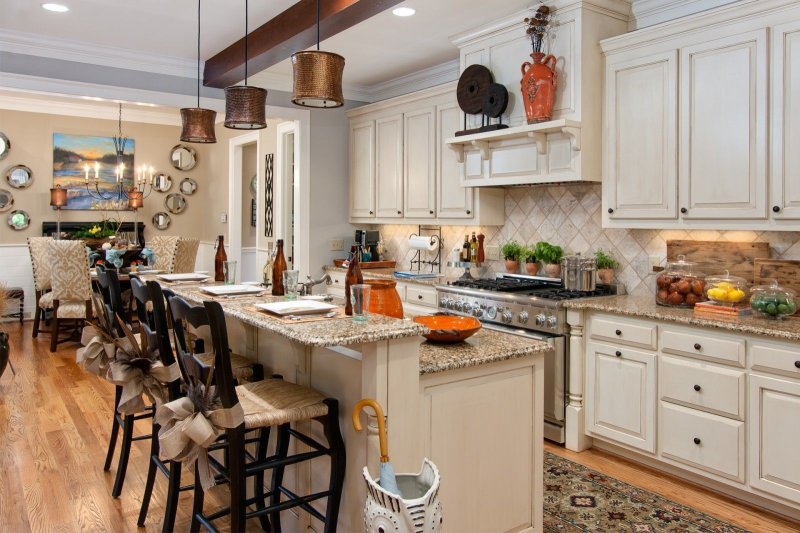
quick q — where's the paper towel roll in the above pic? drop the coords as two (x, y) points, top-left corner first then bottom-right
(409, 235), (438, 252)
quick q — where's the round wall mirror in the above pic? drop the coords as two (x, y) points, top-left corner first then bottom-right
(179, 177), (198, 195)
(7, 209), (30, 230)
(0, 188), (14, 212)
(5, 165), (33, 189)
(152, 211), (171, 230)
(170, 144), (197, 171)
(165, 193), (186, 214)
(0, 133), (9, 161)
(153, 172), (172, 192)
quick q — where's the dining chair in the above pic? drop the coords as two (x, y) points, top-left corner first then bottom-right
(27, 236), (54, 338)
(173, 237), (200, 273)
(149, 236), (180, 273)
(48, 240), (92, 352)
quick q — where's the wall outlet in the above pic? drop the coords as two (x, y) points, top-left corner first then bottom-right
(486, 245), (500, 261)
(330, 239), (344, 252)
(220, 213), (228, 223)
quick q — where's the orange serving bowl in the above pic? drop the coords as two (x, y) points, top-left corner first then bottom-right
(413, 315), (482, 343)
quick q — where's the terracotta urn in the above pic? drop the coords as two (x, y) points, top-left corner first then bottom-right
(364, 279), (403, 319)
(544, 263), (561, 278)
(525, 261), (539, 276)
(520, 52), (558, 124)
(597, 268), (615, 285)
(505, 259), (520, 274)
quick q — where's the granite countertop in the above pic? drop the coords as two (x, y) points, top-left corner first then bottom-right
(323, 265), (460, 287)
(418, 328), (552, 375)
(165, 284), (428, 348)
(564, 295), (800, 342)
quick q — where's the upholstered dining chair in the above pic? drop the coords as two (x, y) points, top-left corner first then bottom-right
(149, 236), (180, 273)
(27, 236), (54, 339)
(174, 237), (200, 273)
(48, 239), (93, 352)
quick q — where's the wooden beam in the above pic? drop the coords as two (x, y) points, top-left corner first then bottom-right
(204, 0), (404, 89)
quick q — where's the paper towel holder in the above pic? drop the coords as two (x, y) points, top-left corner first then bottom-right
(410, 225), (442, 273)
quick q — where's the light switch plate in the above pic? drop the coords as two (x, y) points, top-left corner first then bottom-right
(220, 213), (228, 223)
(330, 239), (344, 252)
(486, 245), (500, 261)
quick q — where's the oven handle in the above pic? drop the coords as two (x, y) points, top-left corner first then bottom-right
(479, 322), (562, 343)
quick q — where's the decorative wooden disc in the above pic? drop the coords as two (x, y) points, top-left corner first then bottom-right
(457, 64), (493, 115)
(482, 83), (509, 118)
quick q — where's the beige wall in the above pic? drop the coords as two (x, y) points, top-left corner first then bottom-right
(0, 108), (215, 245)
(241, 142), (258, 247)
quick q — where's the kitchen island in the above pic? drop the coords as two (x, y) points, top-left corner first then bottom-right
(167, 284), (551, 533)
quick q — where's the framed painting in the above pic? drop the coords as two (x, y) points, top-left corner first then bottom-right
(53, 133), (135, 210)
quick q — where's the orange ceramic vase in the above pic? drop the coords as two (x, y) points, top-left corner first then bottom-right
(520, 52), (558, 124)
(364, 280), (404, 319)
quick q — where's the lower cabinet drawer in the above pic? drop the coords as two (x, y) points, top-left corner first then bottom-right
(329, 272), (346, 289)
(589, 315), (657, 350)
(660, 402), (745, 483)
(406, 285), (437, 308)
(660, 355), (745, 419)
(750, 340), (800, 379)
(661, 326), (745, 367)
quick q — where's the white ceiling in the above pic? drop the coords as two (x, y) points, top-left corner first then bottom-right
(1, 0), (536, 94)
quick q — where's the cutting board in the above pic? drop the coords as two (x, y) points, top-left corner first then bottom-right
(666, 240), (770, 281)
(754, 259), (800, 292)
(333, 259), (396, 269)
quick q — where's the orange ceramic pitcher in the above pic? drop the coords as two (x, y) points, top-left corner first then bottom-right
(364, 280), (404, 319)
(521, 52), (558, 123)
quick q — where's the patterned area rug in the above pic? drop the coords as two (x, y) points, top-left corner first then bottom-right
(544, 452), (750, 532)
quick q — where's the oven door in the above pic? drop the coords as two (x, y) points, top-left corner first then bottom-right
(480, 323), (567, 443)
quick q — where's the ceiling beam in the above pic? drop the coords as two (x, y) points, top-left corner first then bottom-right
(204, 0), (404, 89)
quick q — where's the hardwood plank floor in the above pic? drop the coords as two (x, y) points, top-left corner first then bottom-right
(1, 322), (798, 532)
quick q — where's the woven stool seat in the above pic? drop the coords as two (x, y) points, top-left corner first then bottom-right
(237, 378), (328, 429)
(195, 351), (255, 381)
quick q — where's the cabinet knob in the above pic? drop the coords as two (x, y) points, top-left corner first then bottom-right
(397, 210), (402, 215)
(680, 207), (688, 214)
(466, 210), (471, 215)
(608, 208), (614, 214)
(795, 361), (800, 368)
(615, 329), (622, 336)
(369, 211), (374, 215)
(693, 384), (702, 392)
(694, 343), (702, 351)
(615, 351), (622, 357)
(429, 210), (434, 215)
(418, 294), (423, 300)
(693, 437), (701, 445)
(773, 206), (781, 213)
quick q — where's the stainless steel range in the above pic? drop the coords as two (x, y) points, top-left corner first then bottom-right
(436, 273), (618, 443)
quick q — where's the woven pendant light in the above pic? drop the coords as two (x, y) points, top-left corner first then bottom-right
(291, 0), (345, 108)
(181, 0), (217, 143)
(224, 0), (267, 130)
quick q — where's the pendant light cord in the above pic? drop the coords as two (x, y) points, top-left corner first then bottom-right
(316, 0), (320, 51)
(196, 0), (201, 107)
(244, 0), (249, 84)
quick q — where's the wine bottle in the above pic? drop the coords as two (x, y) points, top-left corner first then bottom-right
(214, 235), (227, 282)
(460, 235), (469, 262)
(271, 239), (287, 296)
(262, 247), (277, 287)
(470, 232), (478, 264)
(344, 246), (364, 316)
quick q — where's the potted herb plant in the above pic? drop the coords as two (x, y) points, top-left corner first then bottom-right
(524, 246), (539, 275)
(501, 241), (525, 273)
(534, 241), (563, 278)
(595, 249), (619, 284)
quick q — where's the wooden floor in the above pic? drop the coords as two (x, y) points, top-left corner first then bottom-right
(1, 322), (798, 532)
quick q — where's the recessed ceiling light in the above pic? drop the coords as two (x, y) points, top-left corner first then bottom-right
(392, 7), (415, 17)
(42, 3), (69, 12)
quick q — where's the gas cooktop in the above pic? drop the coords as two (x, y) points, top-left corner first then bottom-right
(450, 275), (614, 301)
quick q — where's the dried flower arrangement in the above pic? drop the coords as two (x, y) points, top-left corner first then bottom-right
(524, 5), (552, 54)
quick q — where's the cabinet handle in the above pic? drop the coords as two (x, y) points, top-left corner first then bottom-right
(615, 351), (622, 357)
(694, 343), (702, 351)
(773, 206), (781, 213)
(607, 208), (614, 214)
(680, 207), (688, 214)
(693, 437), (701, 445)
(794, 361), (800, 368)
(693, 384), (702, 392)
(615, 329), (622, 336)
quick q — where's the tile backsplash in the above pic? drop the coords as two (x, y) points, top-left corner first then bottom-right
(375, 184), (800, 298)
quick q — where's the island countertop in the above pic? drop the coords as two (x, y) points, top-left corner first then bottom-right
(564, 294), (800, 342)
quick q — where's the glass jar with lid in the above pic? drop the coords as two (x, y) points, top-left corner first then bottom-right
(655, 255), (707, 308)
(750, 280), (797, 319)
(704, 270), (749, 305)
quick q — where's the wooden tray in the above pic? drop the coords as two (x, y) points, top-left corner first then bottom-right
(666, 240), (770, 281)
(333, 259), (396, 269)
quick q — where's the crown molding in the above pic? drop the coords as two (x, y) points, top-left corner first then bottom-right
(630, 0), (740, 29)
(366, 60), (460, 102)
(0, 29), (196, 79)
(348, 81), (457, 118)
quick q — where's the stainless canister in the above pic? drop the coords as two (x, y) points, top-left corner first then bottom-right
(561, 254), (597, 291)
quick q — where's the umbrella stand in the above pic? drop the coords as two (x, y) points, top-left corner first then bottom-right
(353, 398), (443, 533)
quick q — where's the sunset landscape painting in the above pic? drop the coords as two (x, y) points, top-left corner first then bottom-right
(53, 133), (135, 210)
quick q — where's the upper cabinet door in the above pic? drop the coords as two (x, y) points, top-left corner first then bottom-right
(771, 21), (800, 219)
(375, 114), (404, 218)
(404, 107), (436, 219)
(350, 120), (375, 218)
(679, 29), (768, 220)
(605, 50), (678, 220)
(437, 102), (474, 218)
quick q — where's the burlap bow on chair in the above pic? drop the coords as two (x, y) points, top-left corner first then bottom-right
(109, 351), (181, 415)
(156, 382), (244, 490)
(76, 325), (115, 378)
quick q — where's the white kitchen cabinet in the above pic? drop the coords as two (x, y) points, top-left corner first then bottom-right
(749, 374), (800, 504)
(404, 107), (436, 219)
(349, 120), (375, 218)
(679, 29), (768, 220)
(586, 341), (656, 453)
(604, 50), (678, 220)
(436, 102), (474, 219)
(375, 114), (404, 219)
(771, 20), (800, 219)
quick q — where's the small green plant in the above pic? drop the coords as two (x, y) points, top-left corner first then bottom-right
(524, 246), (538, 263)
(72, 219), (118, 239)
(595, 249), (619, 270)
(534, 241), (563, 264)
(501, 240), (525, 261)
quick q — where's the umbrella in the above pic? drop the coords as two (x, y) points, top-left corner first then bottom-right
(352, 398), (401, 497)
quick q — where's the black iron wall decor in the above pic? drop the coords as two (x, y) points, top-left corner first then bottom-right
(264, 153), (274, 237)
(455, 64), (509, 136)
(251, 198), (257, 227)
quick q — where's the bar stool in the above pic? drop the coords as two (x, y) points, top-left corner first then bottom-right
(189, 299), (346, 532)
(3, 287), (24, 324)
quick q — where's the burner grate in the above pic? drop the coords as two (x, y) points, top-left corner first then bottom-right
(532, 286), (615, 301)
(452, 278), (545, 292)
